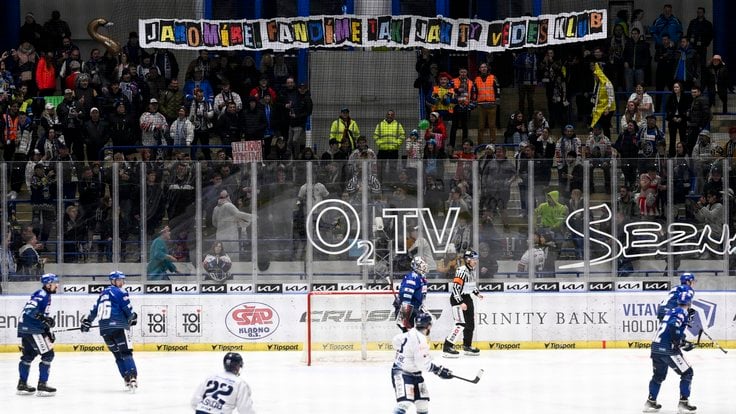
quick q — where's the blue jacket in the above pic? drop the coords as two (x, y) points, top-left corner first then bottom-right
(398, 271), (427, 310)
(87, 284), (135, 334)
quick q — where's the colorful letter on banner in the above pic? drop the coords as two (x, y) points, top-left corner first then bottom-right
(232, 141), (263, 164)
(140, 10), (606, 52)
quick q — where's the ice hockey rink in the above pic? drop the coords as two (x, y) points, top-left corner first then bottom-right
(1, 348), (734, 413)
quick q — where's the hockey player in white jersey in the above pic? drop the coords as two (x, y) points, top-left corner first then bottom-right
(191, 353), (256, 414)
(391, 313), (453, 414)
(443, 249), (483, 357)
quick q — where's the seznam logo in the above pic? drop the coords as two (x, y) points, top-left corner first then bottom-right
(226, 302), (280, 340)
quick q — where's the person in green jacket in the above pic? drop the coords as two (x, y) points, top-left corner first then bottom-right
(534, 190), (569, 235)
(147, 225), (178, 280)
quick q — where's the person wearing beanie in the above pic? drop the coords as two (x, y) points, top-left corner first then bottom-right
(705, 54), (729, 114)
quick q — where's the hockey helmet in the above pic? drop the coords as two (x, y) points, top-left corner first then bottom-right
(224, 352), (243, 374)
(680, 273), (695, 285)
(463, 249), (479, 260)
(414, 313), (433, 330)
(109, 271), (126, 281)
(411, 256), (429, 275)
(41, 273), (59, 285)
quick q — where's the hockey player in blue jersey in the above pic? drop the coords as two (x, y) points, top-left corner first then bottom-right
(16, 273), (60, 396)
(656, 273), (695, 321)
(391, 313), (453, 414)
(81, 271), (139, 392)
(644, 290), (697, 413)
(395, 256), (429, 332)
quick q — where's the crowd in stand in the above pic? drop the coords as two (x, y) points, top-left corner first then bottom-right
(0, 5), (734, 281)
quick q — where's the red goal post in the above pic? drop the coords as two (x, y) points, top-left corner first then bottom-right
(306, 290), (398, 366)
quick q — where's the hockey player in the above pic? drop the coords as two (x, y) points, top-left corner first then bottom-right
(443, 249), (483, 357)
(191, 352), (256, 414)
(644, 290), (697, 413)
(80, 271), (139, 391)
(657, 273), (696, 321)
(391, 313), (453, 414)
(17, 273), (59, 396)
(395, 256), (429, 332)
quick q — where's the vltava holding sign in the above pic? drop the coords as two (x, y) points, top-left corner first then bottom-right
(139, 10), (606, 52)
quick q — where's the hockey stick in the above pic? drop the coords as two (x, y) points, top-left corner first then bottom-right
(386, 276), (398, 301)
(54, 325), (99, 333)
(699, 329), (728, 354)
(450, 369), (485, 384)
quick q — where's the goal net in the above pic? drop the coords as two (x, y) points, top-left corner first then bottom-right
(305, 291), (399, 365)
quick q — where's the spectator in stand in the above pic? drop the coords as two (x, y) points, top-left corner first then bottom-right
(60, 51), (82, 86)
(260, 94), (278, 158)
(515, 143), (534, 215)
(450, 68), (475, 148)
(504, 111), (528, 146)
(608, 24), (628, 91)
(108, 100), (136, 156)
(665, 81), (691, 157)
(216, 102), (241, 150)
(17, 232), (45, 279)
(212, 190), (252, 262)
(587, 124), (612, 193)
(415, 49), (439, 120)
(424, 112), (447, 151)
(527, 111), (549, 142)
(329, 107), (360, 152)
(685, 85), (711, 156)
(654, 34), (678, 110)
(638, 166), (665, 218)
(242, 96), (266, 142)
(373, 109), (406, 181)
(285, 81), (312, 158)
(623, 28), (651, 93)
(202, 241), (233, 282)
(29, 163), (56, 244)
(672, 141), (693, 204)
(705, 55), (730, 114)
(183, 68), (214, 101)
(514, 48), (538, 119)
(51, 142), (79, 206)
(474, 62), (500, 144)
(56, 88), (84, 157)
(620, 100), (644, 132)
(422, 139), (445, 184)
(673, 37), (699, 90)
(535, 190), (569, 238)
(185, 50), (213, 82)
(650, 4), (683, 48)
(188, 88), (215, 159)
(538, 50), (557, 120)
(157, 79), (185, 124)
(19, 12), (44, 50)
(404, 129), (423, 172)
(452, 139), (475, 185)
(249, 75), (277, 103)
(555, 125), (582, 191)
(166, 162), (196, 233)
(35, 51), (57, 96)
(533, 127), (555, 195)
(83, 48), (110, 91)
(691, 130), (714, 192)
(151, 48), (179, 83)
(139, 98), (168, 149)
(617, 184), (640, 221)
(628, 83), (654, 123)
(83, 107), (109, 162)
(214, 79), (243, 117)
(427, 71), (455, 124)
(147, 226), (177, 280)
(686, 7), (714, 73)
(613, 120), (640, 189)
(170, 106), (195, 147)
(43, 10), (71, 50)
(692, 189), (723, 257)
(637, 115), (666, 174)
(590, 62), (615, 139)
(630, 9), (648, 39)
(480, 146), (515, 227)
(62, 205), (86, 263)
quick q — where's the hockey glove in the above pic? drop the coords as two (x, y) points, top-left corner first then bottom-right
(430, 364), (453, 379)
(80, 318), (92, 333)
(46, 330), (56, 343)
(680, 340), (695, 352)
(128, 312), (138, 326)
(687, 308), (696, 323)
(36, 314), (55, 329)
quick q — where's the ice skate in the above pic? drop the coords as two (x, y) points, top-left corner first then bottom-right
(678, 399), (696, 413)
(36, 382), (56, 397)
(442, 340), (459, 358)
(642, 398), (661, 412)
(16, 379), (36, 395)
(463, 345), (480, 356)
(127, 375), (138, 393)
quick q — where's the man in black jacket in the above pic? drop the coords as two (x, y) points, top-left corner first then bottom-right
(685, 85), (711, 156)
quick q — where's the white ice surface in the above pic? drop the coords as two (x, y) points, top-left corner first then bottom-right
(1, 349), (735, 413)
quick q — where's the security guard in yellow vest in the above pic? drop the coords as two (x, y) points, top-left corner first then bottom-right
(373, 109), (406, 181)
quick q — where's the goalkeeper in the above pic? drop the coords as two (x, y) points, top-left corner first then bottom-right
(394, 256), (429, 332)
(391, 313), (452, 414)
